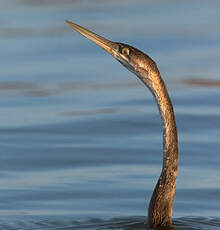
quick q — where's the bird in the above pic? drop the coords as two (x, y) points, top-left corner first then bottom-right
(65, 20), (179, 229)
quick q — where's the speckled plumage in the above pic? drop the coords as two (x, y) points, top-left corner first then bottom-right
(116, 43), (179, 228)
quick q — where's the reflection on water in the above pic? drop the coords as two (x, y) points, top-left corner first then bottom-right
(63, 108), (118, 117)
(0, 80), (139, 97)
(185, 78), (220, 87)
(1, 0), (220, 230)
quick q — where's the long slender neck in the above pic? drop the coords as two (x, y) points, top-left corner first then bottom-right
(138, 67), (178, 228)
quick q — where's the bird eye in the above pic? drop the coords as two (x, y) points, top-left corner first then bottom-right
(122, 47), (130, 56)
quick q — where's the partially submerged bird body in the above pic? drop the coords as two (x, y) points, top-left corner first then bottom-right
(65, 20), (178, 229)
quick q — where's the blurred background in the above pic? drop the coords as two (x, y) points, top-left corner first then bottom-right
(1, 0), (220, 229)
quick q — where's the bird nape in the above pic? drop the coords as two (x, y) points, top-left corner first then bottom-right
(65, 20), (178, 229)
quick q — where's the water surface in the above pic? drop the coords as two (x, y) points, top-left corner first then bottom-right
(1, 1), (220, 229)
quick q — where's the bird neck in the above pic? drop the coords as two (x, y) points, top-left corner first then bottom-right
(138, 68), (178, 228)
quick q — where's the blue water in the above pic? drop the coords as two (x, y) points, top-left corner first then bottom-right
(1, 1), (220, 229)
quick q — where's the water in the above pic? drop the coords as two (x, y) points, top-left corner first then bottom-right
(1, 1), (220, 229)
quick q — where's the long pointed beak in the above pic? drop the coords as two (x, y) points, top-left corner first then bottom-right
(65, 20), (119, 57)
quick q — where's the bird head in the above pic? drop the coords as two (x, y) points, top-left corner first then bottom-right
(65, 20), (158, 82)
